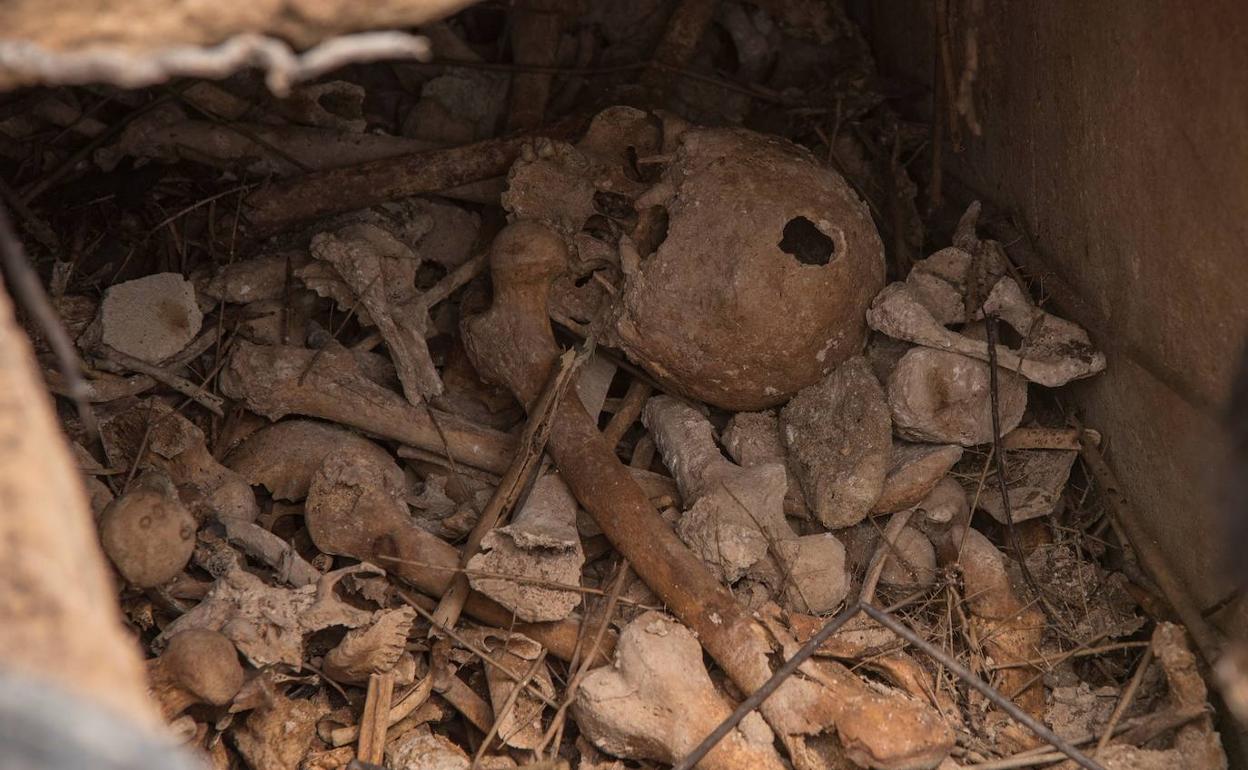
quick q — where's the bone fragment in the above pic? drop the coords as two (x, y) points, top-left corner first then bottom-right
(979, 449), (1078, 524)
(722, 409), (811, 519)
(224, 418), (403, 502)
(304, 451), (596, 663)
(467, 472), (586, 622)
(780, 356), (892, 528)
(933, 525), (1045, 751)
(887, 347), (1027, 446)
(867, 278), (1105, 387)
(100, 272), (202, 364)
(323, 607), (417, 685)
(873, 441), (964, 514)
(309, 222), (443, 402)
(220, 340), (516, 474)
(100, 398), (258, 523)
(643, 394), (791, 581)
(575, 611), (785, 770)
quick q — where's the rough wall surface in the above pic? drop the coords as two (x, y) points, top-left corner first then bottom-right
(868, 1), (1248, 614)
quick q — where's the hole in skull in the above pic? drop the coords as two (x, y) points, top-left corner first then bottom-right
(779, 216), (836, 266)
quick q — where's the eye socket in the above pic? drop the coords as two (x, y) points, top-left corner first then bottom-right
(779, 216), (836, 266)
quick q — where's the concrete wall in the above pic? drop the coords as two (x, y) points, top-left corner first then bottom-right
(866, 1), (1248, 618)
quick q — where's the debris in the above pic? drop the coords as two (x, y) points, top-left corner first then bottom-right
(305, 451), (591, 662)
(1046, 682), (1118, 741)
(1025, 542), (1144, 642)
(644, 394), (790, 581)
(760, 610), (957, 770)
(467, 629), (556, 750)
(933, 525), (1046, 750)
(979, 448), (1078, 524)
(158, 562), (376, 668)
(387, 727), (472, 770)
(606, 126), (886, 410)
(467, 472), (586, 622)
(99, 471), (195, 588)
(99, 273), (203, 364)
(233, 690), (330, 770)
(147, 629), (245, 720)
(887, 347), (1027, 446)
(358, 671), (396, 765)
(575, 611), (786, 770)
(779, 356), (892, 528)
(1054, 623), (1226, 770)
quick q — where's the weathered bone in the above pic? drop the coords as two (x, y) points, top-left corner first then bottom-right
(220, 340), (516, 474)
(887, 347), (1027, 446)
(867, 278), (1105, 387)
(309, 222), (443, 402)
(575, 611), (785, 770)
(779, 356), (891, 528)
(466, 471), (586, 622)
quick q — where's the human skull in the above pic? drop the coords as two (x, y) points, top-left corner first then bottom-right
(503, 107), (885, 410)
